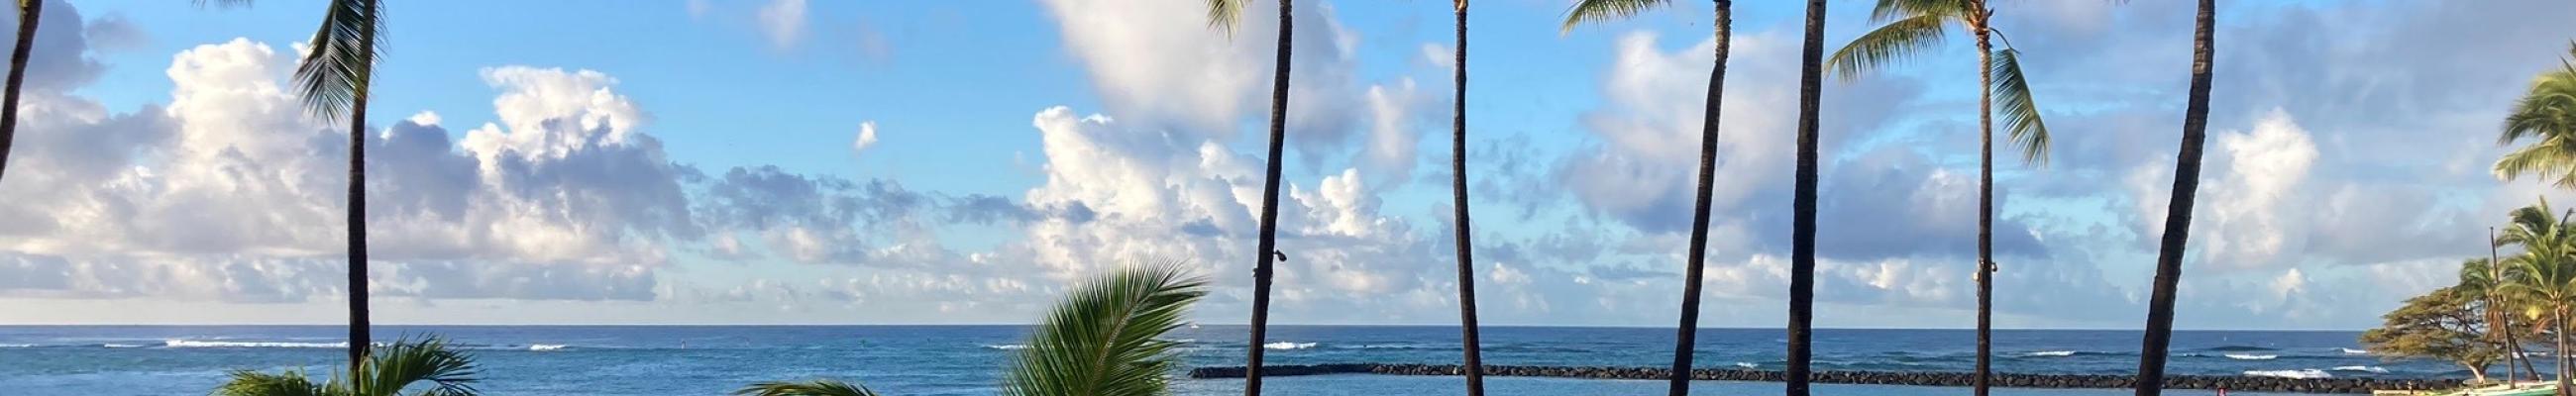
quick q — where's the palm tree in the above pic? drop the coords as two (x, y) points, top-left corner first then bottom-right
(2130, 0), (2214, 394)
(1558, 0), (1733, 394)
(2499, 199), (2576, 395)
(288, 0), (383, 374)
(1445, 1), (1485, 395)
(1786, 1), (1829, 395)
(210, 337), (482, 396)
(2468, 248), (2545, 383)
(1201, 1), (1293, 393)
(0, 0), (42, 182)
(2495, 43), (2576, 187)
(736, 265), (1209, 396)
(1823, 2), (2051, 393)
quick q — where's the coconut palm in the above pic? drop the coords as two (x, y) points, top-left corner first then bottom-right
(286, 0), (384, 373)
(2467, 252), (2546, 382)
(2131, 0), (2214, 394)
(1202, 1), (1293, 393)
(1558, 0), (1733, 394)
(2495, 43), (2576, 187)
(0, 0), (39, 182)
(2499, 199), (2576, 395)
(1823, 2), (2051, 393)
(1444, 1), (1485, 395)
(210, 337), (481, 396)
(736, 265), (1209, 396)
(1786, 1), (1828, 395)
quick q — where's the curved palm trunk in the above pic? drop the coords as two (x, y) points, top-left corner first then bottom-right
(1787, 1), (1826, 395)
(1243, 0), (1292, 394)
(0, 0), (40, 182)
(1449, 2), (1483, 395)
(1663, 2), (1731, 395)
(2133, 0), (2214, 395)
(1972, 12), (1996, 396)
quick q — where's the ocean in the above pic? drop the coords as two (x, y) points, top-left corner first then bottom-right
(0, 326), (2477, 395)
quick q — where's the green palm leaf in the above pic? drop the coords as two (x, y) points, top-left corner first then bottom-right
(210, 337), (478, 396)
(2496, 44), (2576, 186)
(1001, 263), (1209, 396)
(1204, 0), (1248, 33)
(1824, 14), (1949, 81)
(291, 0), (380, 121)
(213, 370), (339, 396)
(1990, 47), (2052, 165)
(734, 380), (881, 396)
(1559, 0), (1666, 32)
(1867, 0), (1970, 23)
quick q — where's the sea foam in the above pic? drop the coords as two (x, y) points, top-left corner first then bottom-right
(2025, 350), (2078, 356)
(2243, 369), (2331, 379)
(1263, 342), (1318, 350)
(528, 345), (568, 351)
(163, 340), (348, 348)
(2330, 365), (2389, 373)
(2222, 353), (2278, 360)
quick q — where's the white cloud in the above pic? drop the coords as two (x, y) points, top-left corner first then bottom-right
(852, 121), (880, 156)
(756, 0), (807, 50)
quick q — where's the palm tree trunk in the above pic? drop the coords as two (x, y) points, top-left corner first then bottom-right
(1449, 2), (1484, 395)
(343, 6), (376, 374)
(0, 0), (40, 182)
(1663, 2), (1731, 395)
(1786, 1), (1827, 395)
(1972, 12), (1996, 396)
(2557, 309), (2569, 396)
(2133, 0), (2214, 395)
(1243, 0), (1292, 394)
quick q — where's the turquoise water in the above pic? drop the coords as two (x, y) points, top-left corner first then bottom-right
(0, 326), (2454, 395)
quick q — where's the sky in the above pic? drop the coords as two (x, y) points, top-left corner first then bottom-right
(0, 0), (2571, 330)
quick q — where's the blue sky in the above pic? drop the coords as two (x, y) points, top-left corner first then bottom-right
(1, 0), (2572, 330)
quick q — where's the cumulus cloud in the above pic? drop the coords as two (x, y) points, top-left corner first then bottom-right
(852, 121), (880, 156)
(757, 0), (807, 50)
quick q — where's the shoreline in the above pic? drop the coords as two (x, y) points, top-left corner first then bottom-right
(1187, 363), (2462, 394)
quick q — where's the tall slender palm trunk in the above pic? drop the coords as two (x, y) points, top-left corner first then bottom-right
(0, 0), (40, 182)
(2133, 0), (2215, 395)
(344, 50), (373, 376)
(1971, 9), (1996, 396)
(1663, 2), (1731, 395)
(1786, 1), (1827, 395)
(2558, 309), (2570, 396)
(1448, 2), (1484, 395)
(1243, 0), (1293, 394)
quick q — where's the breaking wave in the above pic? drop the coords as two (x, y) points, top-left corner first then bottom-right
(2331, 365), (2389, 373)
(983, 344), (1030, 350)
(528, 345), (568, 351)
(2024, 350), (2078, 356)
(2223, 353), (2278, 360)
(2243, 369), (2331, 379)
(163, 340), (348, 348)
(1263, 342), (1318, 350)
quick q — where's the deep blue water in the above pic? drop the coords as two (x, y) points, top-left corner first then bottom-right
(0, 326), (2477, 395)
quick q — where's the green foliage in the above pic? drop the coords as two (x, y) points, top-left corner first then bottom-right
(734, 265), (1209, 396)
(210, 337), (481, 396)
(1203, 0), (1248, 33)
(2495, 43), (2576, 187)
(1000, 264), (1208, 396)
(734, 380), (881, 396)
(290, 0), (381, 121)
(1558, 0), (1668, 33)
(1824, 14), (1949, 81)
(1990, 48), (2052, 165)
(2361, 286), (2502, 380)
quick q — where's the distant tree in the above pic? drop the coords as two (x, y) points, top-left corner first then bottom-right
(2362, 286), (2504, 383)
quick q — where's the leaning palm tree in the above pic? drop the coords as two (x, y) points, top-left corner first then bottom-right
(288, 0), (384, 373)
(1201, 2), (1293, 393)
(1824, 2), (2051, 393)
(2495, 43), (2576, 187)
(2499, 199), (2576, 396)
(736, 265), (1209, 396)
(2466, 252), (2545, 383)
(210, 337), (481, 396)
(0, 0), (44, 182)
(1785, 1), (1828, 395)
(1444, 1), (1485, 395)
(2131, 0), (2215, 394)
(1558, 0), (1734, 394)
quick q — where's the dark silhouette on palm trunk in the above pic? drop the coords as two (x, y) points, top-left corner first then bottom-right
(1788, 1), (1826, 395)
(1448, 1), (1484, 395)
(1246, 1), (1292, 394)
(2133, 0), (2214, 394)
(0, 0), (40, 182)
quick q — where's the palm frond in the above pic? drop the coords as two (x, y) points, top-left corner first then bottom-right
(1559, 0), (1666, 33)
(733, 380), (881, 396)
(1868, 0), (1972, 23)
(1824, 14), (1949, 81)
(1990, 47), (2052, 165)
(1204, 0), (1248, 33)
(291, 0), (382, 121)
(2496, 136), (2576, 188)
(212, 370), (338, 396)
(1001, 263), (1210, 396)
(356, 338), (479, 396)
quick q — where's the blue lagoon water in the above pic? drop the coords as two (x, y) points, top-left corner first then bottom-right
(0, 326), (2461, 395)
